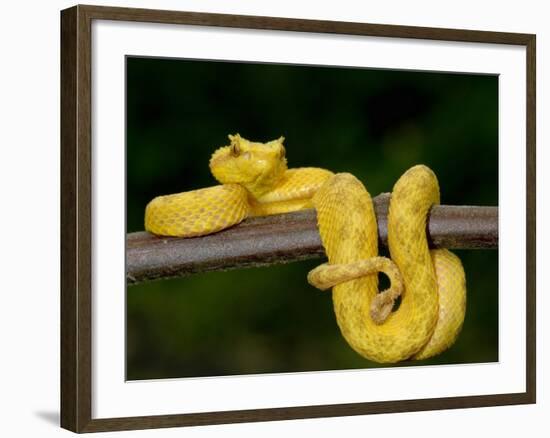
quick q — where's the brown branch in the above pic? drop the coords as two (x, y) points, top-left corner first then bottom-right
(127, 194), (498, 285)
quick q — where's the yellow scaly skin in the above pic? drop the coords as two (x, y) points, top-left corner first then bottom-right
(309, 170), (466, 362)
(145, 134), (467, 363)
(145, 134), (333, 237)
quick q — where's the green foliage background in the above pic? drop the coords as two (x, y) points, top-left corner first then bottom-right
(126, 57), (498, 380)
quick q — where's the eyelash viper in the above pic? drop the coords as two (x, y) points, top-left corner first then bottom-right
(145, 134), (466, 363)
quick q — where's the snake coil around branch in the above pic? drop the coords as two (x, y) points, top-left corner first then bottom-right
(145, 134), (466, 363)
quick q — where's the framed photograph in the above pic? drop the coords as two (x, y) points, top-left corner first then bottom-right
(60, 4), (536, 433)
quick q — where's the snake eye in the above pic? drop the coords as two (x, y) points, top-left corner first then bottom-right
(230, 142), (241, 157)
(279, 145), (286, 159)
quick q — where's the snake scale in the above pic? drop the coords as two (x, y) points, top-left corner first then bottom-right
(145, 134), (466, 363)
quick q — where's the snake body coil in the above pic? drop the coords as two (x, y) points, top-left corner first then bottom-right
(145, 134), (466, 363)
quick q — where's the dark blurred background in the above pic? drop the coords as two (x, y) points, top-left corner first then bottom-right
(126, 56), (498, 380)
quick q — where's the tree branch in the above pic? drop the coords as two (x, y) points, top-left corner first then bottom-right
(127, 193), (498, 285)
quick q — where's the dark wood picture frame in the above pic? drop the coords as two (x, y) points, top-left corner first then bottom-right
(61, 4), (536, 433)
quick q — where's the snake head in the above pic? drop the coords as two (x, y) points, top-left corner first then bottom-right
(209, 134), (288, 199)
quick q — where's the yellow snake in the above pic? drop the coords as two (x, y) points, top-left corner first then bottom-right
(145, 134), (466, 363)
